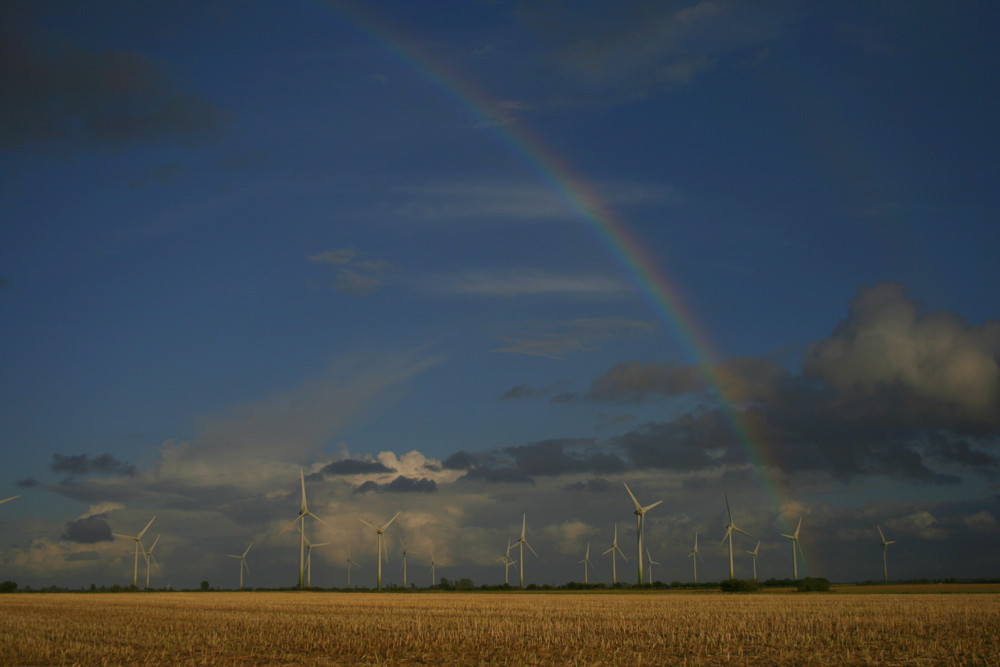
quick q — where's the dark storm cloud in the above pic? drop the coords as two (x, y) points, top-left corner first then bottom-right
(61, 516), (113, 543)
(354, 475), (438, 494)
(460, 466), (535, 485)
(564, 477), (615, 493)
(0, 12), (229, 151)
(16, 477), (41, 488)
(442, 450), (476, 470)
(502, 384), (539, 400)
(50, 453), (136, 478)
(582, 283), (1000, 484)
(506, 439), (627, 476)
(314, 458), (396, 476)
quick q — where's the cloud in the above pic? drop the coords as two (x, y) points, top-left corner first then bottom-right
(433, 268), (633, 299)
(354, 475), (438, 494)
(50, 453), (136, 478)
(16, 477), (41, 488)
(388, 180), (680, 225)
(518, 0), (790, 95)
(803, 281), (1000, 428)
(61, 516), (113, 544)
(315, 459), (396, 477)
(308, 247), (393, 297)
(0, 15), (228, 151)
(492, 317), (655, 359)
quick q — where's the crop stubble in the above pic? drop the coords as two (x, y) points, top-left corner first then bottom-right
(1, 591), (997, 665)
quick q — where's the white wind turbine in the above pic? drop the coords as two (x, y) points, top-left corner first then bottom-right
(877, 524), (896, 584)
(358, 511), (401, 591)
(344, 544), (361, 588)
(142, 535), (160, 590)
(623, 482), (663, 586)
(0, 495), (20, 505)
(227, 542), (252, 590)
(746, 539), (761, 581)
(719, 494), (751, 580)
(689, 531), (703, 584)
(304, 535), (330, 588)
(602, 523), (627, 585)
(429, 548), (445, 587)
(498, 538), (517, 586)
(113, 516), (155, 588)
(579, 543), (595, 584)
(400, 540), (417, 589)
(782, 517), (805, 580)
(645, 548), (659, 585)
(512, 514), (538, 589)
(280, 469), (331, 589)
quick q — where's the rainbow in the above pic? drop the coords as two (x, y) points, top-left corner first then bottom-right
(312, 1), (789, 528)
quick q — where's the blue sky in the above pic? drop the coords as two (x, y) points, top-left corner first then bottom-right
(2, 1), (998, 589)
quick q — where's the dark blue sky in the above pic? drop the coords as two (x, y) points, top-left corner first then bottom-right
(1, 1), (998, 588)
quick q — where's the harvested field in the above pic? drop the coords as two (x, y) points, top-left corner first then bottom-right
(1, 591), (997, 665)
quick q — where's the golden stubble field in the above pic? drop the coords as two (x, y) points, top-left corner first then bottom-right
(1, 590), (998, 666)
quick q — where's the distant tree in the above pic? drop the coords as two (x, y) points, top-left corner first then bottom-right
(200, 580), (211, 591)
(720, 578), (760, 593)
(0, 580), (17, 593)
(797, 577), (830, 592)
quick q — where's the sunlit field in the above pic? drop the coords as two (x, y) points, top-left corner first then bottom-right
(2, 590), (997, 665)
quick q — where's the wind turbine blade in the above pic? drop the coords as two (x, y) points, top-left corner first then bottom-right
(136, 516), (156, 540)
(148, 535), (160, 552)
(227, 554), (241, 559)
(381, 511), (401, 531)
(0, 495), (20, 504)
(735, 526), (752, 538)
(243, 543), (253, 557)
(299, 468), (308, 512)
(719, 526), (733, 547)
(642, 500), (664, 512)
(794, 517), (802, 538)
(243, 560), (250, 574)
(521, 514), (527, 540)
(306, 511), (333, 530)
(623, 482), (643, 512)
(877, 524), (887, 543)
(524, 540), (539, 558)
(279, 515), (302, 536)
(111, 533), (132, 540)
(725, 494), (733, 522)
(357, 517), (378, 530)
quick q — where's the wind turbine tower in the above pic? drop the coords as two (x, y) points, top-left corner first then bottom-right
(142, 535), (160, 590)
(602, 523), (627, 585)
(358, 511), (401, 591)
(304, 535), (329, 588)
(623, 482), (663, 586)
(782, 517), (805, 580)
(227, 542), (252, 590)
(689, 531), (702, 584)
(719, 494), (751, 580)
(746, 539), (761, 581)
(512, 514), (538, 589)
(280, 469), (331, 589)
(112, 516), (155, 588)
(579, 543), (595, 584)
(645, 549), (659, 585)
(345, 544), (361, 588)
(877, 525), (896, 584)
(498, 538), (517, 586)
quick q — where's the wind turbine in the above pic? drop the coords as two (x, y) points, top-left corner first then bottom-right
(112, 516), (155, 588)
(719, 494), (751, 580)
(429, 548), (445, 587)
(645, 548), (659, 585)
(877, 524), (896, 584)
(602, 523), (627, 585)
(280, 469), (331, 589)
(782, 517), (805, 580)
(579, 543), (595, 584)
(304, 535), (329, 588)
(746, 539), (761, 581)
(345, 544), (361, 588)
(498, 538), (517, 586)
(623, 482), (662, 586)
(0, 495), (19, 504)
(227, 542), (252, 590)
(400, 540), (417, 589)
(689, 531), (703, 584)
(512, 514), (538, 589)
(142, 535), (160, 590)
(358, 511), (400, 591)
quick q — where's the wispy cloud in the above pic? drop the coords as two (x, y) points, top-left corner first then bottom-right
(492, 317), (656, 359)
(431, 268), (633, 299)
(308, 247), (393, 297)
